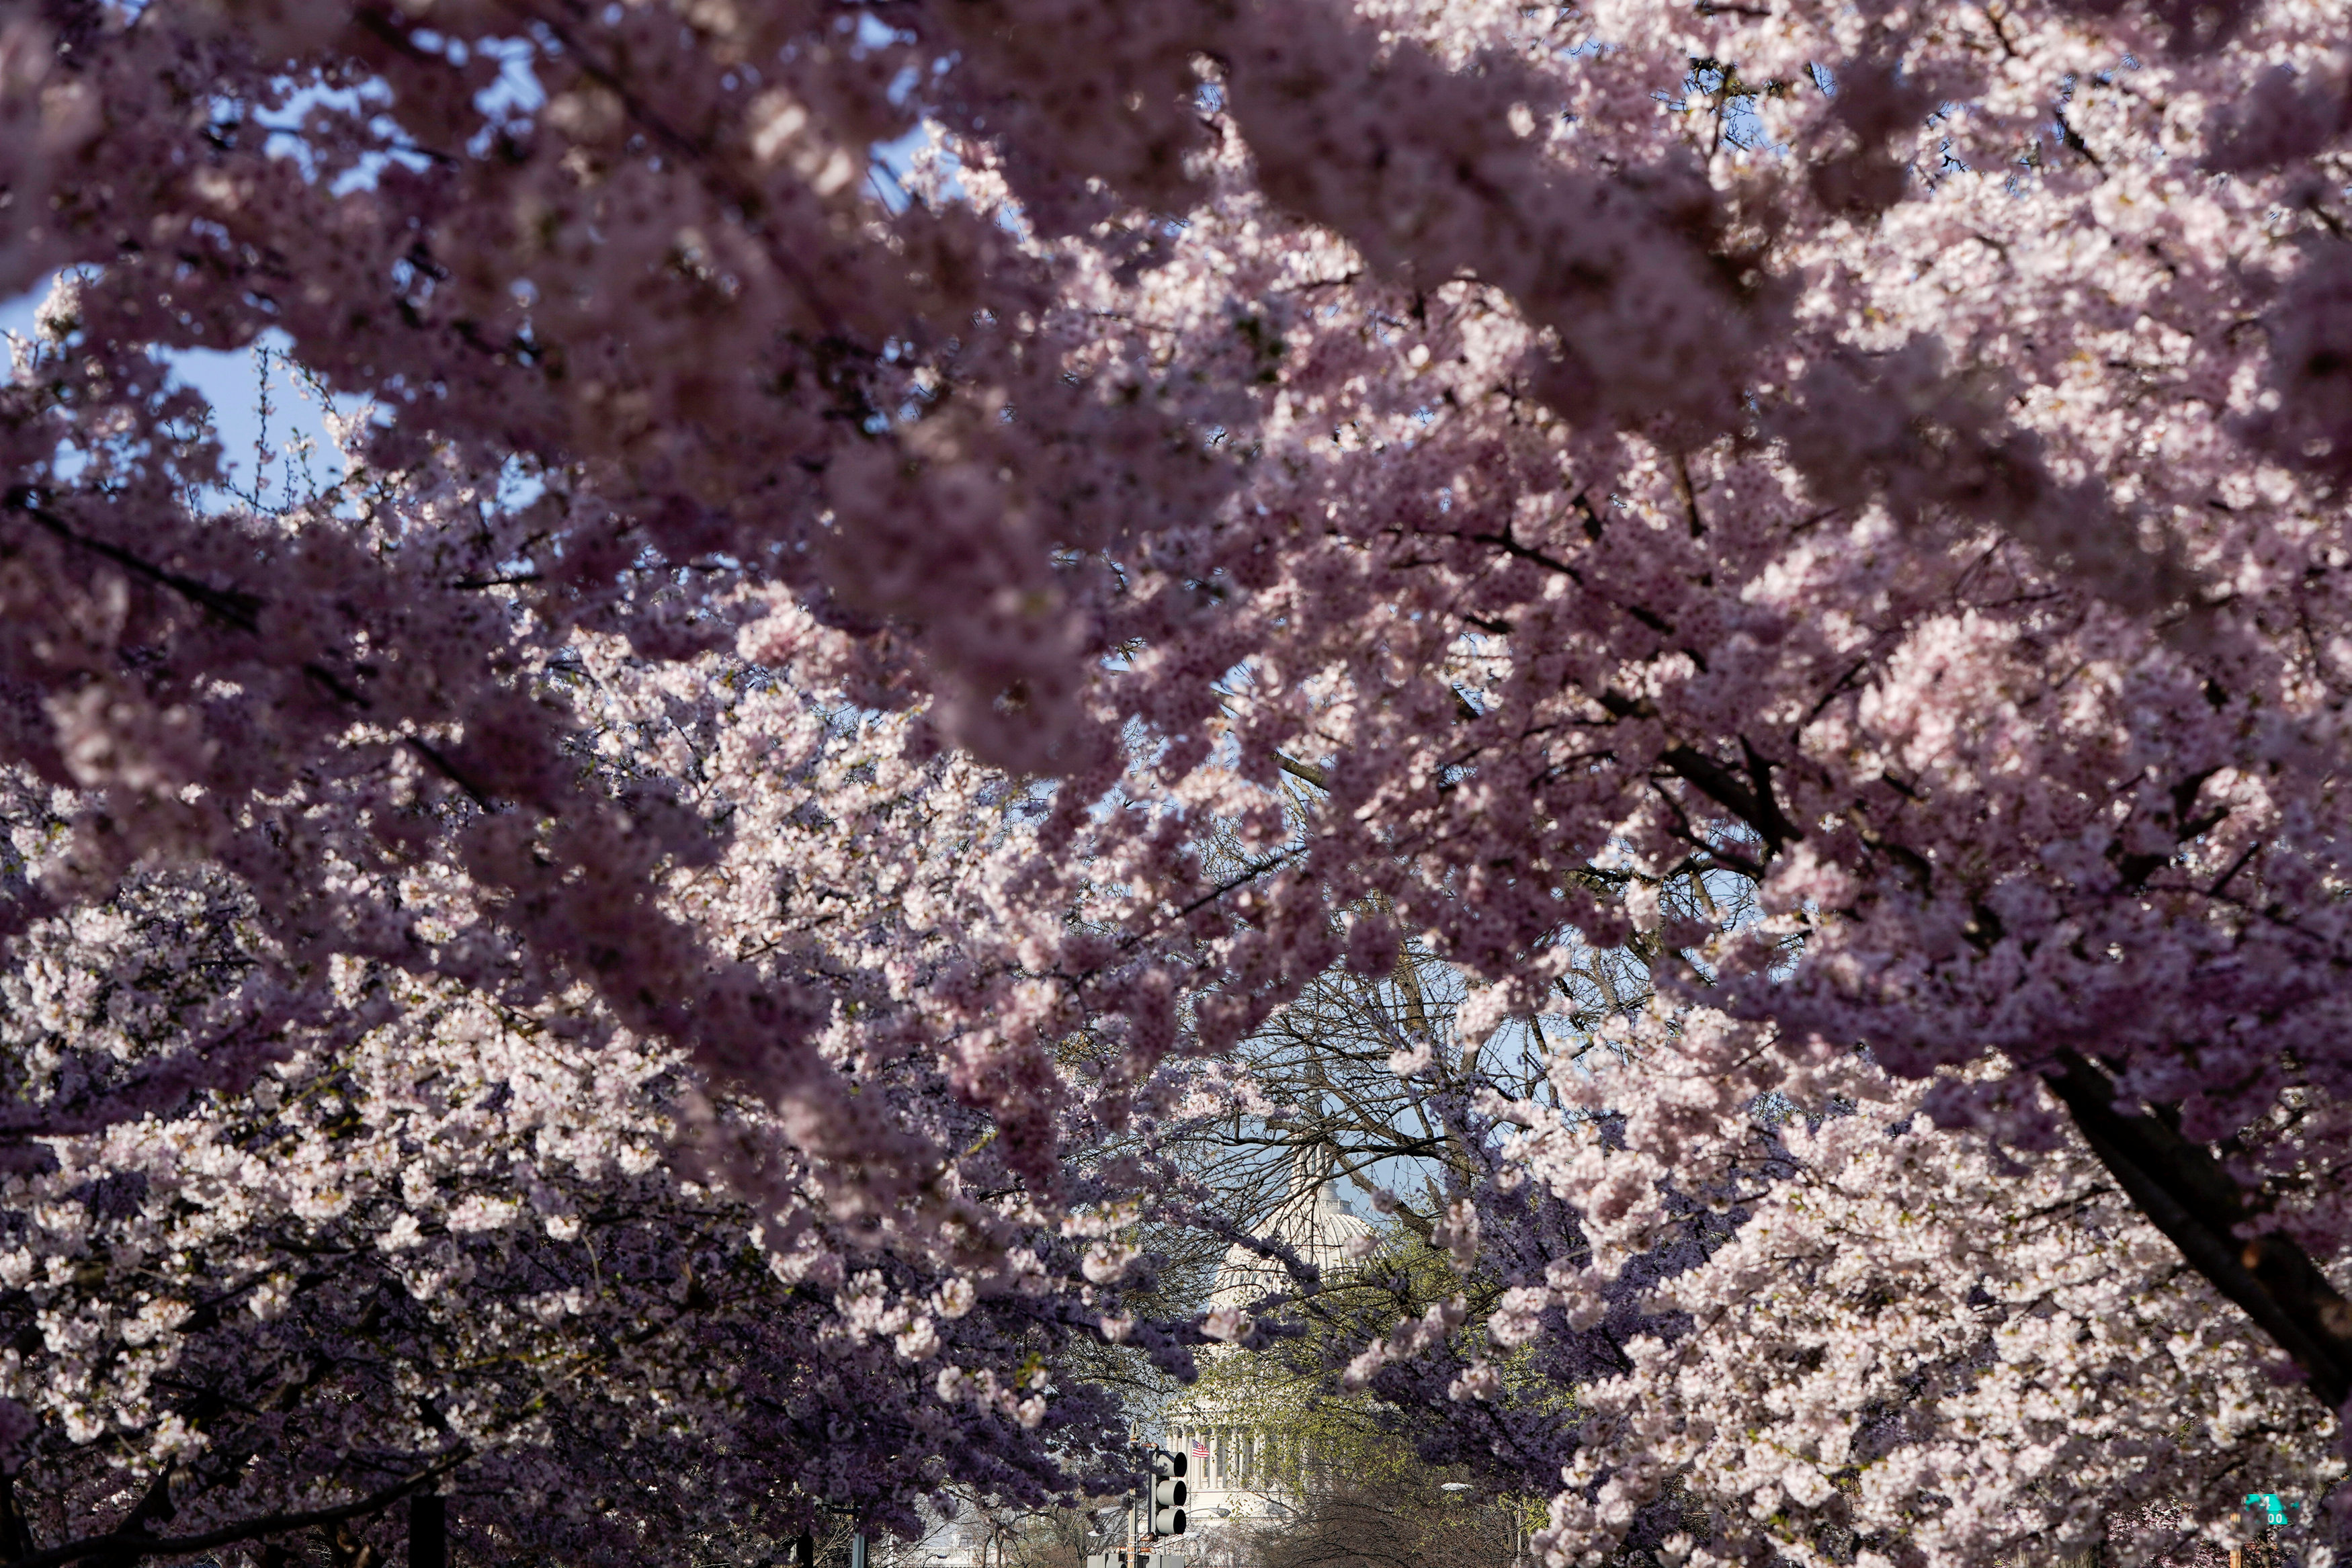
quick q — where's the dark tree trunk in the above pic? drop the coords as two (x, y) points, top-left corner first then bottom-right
(2041, 1051), (2352, 1413)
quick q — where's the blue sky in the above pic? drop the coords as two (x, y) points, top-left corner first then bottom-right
(2, 280), (349, 502)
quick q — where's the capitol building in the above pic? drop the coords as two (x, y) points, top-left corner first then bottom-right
(1158, 1156), (1378, 1548)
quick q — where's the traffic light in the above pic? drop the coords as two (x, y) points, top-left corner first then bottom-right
(1148, 1448), (1187, 1537)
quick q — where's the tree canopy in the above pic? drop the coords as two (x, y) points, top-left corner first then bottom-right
(4, 0), (2352, 1562)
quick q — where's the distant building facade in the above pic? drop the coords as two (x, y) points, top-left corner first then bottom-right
(1159, 1154), (1375, 1548)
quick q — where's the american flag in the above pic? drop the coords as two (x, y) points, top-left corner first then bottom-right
(1191, 1438), (1210, 1465)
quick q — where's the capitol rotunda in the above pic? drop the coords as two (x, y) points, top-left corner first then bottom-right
(1159, 1158), (1376, 1544)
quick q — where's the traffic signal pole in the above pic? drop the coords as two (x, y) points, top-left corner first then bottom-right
(1095, 1440), (1187, 1568)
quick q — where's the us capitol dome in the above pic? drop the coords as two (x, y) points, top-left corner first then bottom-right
(1159, 1152), (1378, 1541)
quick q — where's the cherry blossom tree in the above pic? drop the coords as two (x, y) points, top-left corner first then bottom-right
(1164, 905), (2343, 1568)
(7, 0), (2352, 1561)
(0, 951), (1130, 1568)
(0, 691), (1152, 1565)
